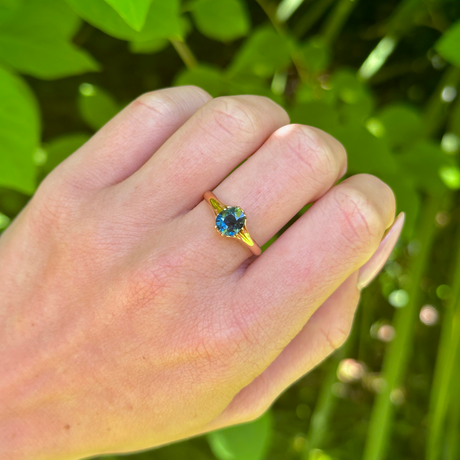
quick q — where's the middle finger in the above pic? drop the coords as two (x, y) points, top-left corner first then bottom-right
(116, 95), (290, 222)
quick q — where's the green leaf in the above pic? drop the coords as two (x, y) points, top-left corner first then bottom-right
(328, 68), (375, 124)
(377, 103), (423, 148)
(435, 20), (460, 67)
(129, 37), (168, 54)
(66, 0), (182, 43)
(299, 37), (330, 73)
(12, 0), (81, 39)
(190, 0), (250, 42)
(0, 41), (99, 79)
(0, 0), (99, 79)
(174, 65), (225, 97)
(448, 96), (460, 138)
(330, 68), (368, 105)
(228, 25), (292, 78)
(380, 173), (420, 239)
(294, 82), (335, 105)
(110, 441), (213, 460)
(226, 74), (284, 105)
(0, 66), (39, 194)
(78, 84), (120, 131)
(104, 0), (152, 31)
(397, 141), (453, 195)
(333, 124), (400, 175)
(42, 133), (91, 175)
(439, 165), (460, 190)
(288, 101), (340, 132)
(341, 91), (375, 125)
(0, 0), (23, 24)
(207, 411), (273, 460)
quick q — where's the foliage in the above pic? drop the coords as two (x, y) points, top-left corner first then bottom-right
(208, 411), (273, 460)
(1, 0), (460, 459)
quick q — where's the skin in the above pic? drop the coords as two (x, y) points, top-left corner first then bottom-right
(0, 86), (396, 460)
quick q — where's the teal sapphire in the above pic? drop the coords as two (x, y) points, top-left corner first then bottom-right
(216, 206), (246, 237)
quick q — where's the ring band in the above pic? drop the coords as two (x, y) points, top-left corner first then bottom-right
(204, 191), (261, 256)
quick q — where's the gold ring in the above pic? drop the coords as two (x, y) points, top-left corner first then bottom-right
(204, 191), (261, 256)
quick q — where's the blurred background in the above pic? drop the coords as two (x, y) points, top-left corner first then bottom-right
(1, 0), (460, 459)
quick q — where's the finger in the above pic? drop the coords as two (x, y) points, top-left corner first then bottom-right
(226, 175), (395, 382)
(50, 86), (212, 190)
(206, 274), (359, 428)
(116, 95), (290, 220)
(183, 124), (347, 268)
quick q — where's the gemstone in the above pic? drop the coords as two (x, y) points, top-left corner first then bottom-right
(216, 206), (246, 237)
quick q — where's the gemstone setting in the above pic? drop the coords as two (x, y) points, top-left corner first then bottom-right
(216, 206), (246, 237)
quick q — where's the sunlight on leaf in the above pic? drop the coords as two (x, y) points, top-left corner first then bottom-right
(190, 0), (250, 42)
(276, 0), (305, 22)
(439, 166), (460, 190)
(435, 20), (460, 67)
(104, 0), (153, 32)
(66, 0), (182, 42)
(0, 0), (99, 79)
(0, 66), (39, 194)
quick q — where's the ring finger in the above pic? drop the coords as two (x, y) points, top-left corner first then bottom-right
(182, 123), (347, 269)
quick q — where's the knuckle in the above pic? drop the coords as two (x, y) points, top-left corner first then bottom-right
(202, 96), (264, 142)
(372, 174), (396, 215)
(280, 124), (339, 184)
(132, 90), (178, 123)
(181, 85), (213, 104)
(333, 184), (385, 255)
(130, 86), (212, 130)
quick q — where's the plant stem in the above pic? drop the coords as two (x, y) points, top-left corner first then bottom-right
(302, 291), (363, 457)
(357, 0), (423, 81)
(358, 282), (380, 363)
(445, 357), (460, 460)
(422, 66), (460, 138)
(170, 39), (198, 69)
(292, 0), (335, 38)
(362, 194), (442, 460)
(276, 0), (310, 23)
(301, 347), (346, 457)
(426, 219), (460, 460)
(358, 35), (398, 81)
(256, 0), (311, 83)
(320, 0), (358, 47)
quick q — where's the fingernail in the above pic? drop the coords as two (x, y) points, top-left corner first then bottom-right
(357, 212), (405, 290)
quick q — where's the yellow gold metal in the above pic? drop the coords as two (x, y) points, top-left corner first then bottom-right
(236, 227), (256, 248)
(209, 198), (224, 213)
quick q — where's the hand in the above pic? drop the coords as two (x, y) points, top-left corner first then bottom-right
(0, 86), (400, 460)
